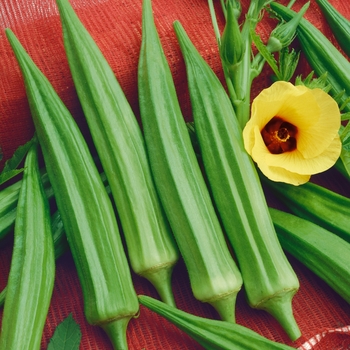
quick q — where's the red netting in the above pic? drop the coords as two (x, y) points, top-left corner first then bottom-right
(1, 0), (350, 349)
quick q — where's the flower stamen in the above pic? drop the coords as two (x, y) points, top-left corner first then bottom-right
(261, 117), (297, 154)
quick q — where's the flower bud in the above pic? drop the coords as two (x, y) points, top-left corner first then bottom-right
(220, 0), (244, 67)
(267, 2), (310, 53)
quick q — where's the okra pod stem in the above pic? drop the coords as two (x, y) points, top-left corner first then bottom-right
(55, 0), (179, 306)
(173, 21), (300, 341)
(0, 142), (55, 350)
(6, 29), (139, 350)
(138, 0), (242, 322)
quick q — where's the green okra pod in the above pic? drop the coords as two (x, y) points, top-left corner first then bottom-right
(55, 0), (179, 306)
(270, 2), (350, 112)
(315, 0), (350, 59)
(270, 207), (350, 304)
(0, 171), (52, 242)
(0, 142), (55, 350)
(0, 173), (111, 308)
(6, 29), (139, 350)
(139, 295), (296, 350)
(138, 0), (242, 323)
(263, 176), (350, 244)
(173, 21), (300, 341)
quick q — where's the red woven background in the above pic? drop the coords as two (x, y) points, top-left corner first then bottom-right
(1, 0), (350, 349)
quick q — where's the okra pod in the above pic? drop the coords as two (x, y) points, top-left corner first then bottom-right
(55, 0), (179, 306)
(138, 0), (242, 322)
(315, 0), (350, 58)
(262, 176), (350, 244)
(0, 179), (111, 307)
(0, 142), (55, 350)
(6, 29), (139, 349)
(0, 171), (52, 242)
(270, 2), (350, 112)
(139, 295), (296, 350)
(0, 180), (21, 241)
(270, 207), (350, 304)
(173, 21), (300, 340)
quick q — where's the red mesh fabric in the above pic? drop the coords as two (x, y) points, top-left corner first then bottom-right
(1, 0), (350, 349)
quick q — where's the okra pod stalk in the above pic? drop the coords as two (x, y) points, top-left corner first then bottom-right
(6, 29), (139, 350)
(0, 142), (55, 350)
(139, 295), (296, 350)
(270, 207), (350, 304)
(173, 21), (300, 341)
(55, 0), (179, 306)
(138, 0), (243, 322)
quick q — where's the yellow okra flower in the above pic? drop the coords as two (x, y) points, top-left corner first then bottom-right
(243, 81), (341, 185)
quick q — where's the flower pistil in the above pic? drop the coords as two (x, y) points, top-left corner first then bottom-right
(261, 117), (297, 154)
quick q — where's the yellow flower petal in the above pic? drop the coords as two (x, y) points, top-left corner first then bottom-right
(259, 163), (310, 186)
(243, 81), (342, 185)
(296, 88), (341, 158)
(250, 82), (319, 130)
(248, 121), (341, 185)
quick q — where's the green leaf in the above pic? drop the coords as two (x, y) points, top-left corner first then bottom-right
(250, 26), (280, 78)
(47, 314), (81, 350)
(0, 169), (25, 186)
(295, 71), (331, 92)
(336, 123), (350, 178)
(0, 137), (35, 185)
(341, 112), (350, 122)
(275, 47), (300, 82)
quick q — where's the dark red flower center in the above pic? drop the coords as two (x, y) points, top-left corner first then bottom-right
(261, 117), (297, 154)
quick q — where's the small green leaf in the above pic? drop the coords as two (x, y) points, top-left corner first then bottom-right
(47, 314), (81, 350)
(341, 112), (350, 122)
(276, 47), (300, 82)
(0, 169), (24, 186)
(295, 71), (331, 92)
(250, 26), (280, 78)
(0, 137), (35, 185)
(336, 123), (350, 178)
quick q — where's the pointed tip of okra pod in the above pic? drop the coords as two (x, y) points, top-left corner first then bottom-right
(256, 288), (301, 341)
(100, 316), (133, 350)
(142, 264), (177, 308)
(209, 291), (239, 323)
(5, 28), (16, 45)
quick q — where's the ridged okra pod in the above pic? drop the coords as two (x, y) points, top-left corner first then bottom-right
(55, 0), (179, 306)
(270, 207), (350, 304)
(263, 177), (350, 244)
(0, 142), (55, 350)
(0, 180), (21, 242)
(173, 22), (300, 340)
(0, 171), (52, 242)
(6, 29), (139, 350)
(138, 0), (242, 323)
(139, 295), (296, 350)
(270, 2), (350, 112)
(315, 0), (350, 58)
